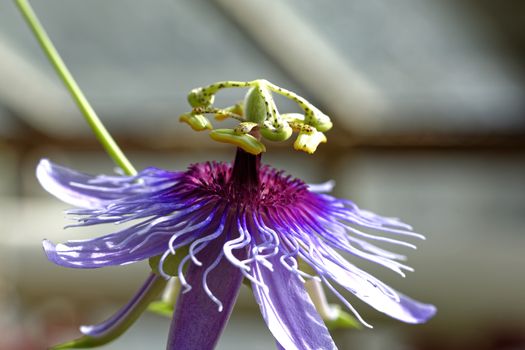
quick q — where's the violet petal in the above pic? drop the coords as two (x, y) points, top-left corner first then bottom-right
(167, 236), (245, 350)
(251, 256), (337, 350)
(42, 231), (168, 268)
(36, 159), (180, 209)
(317, 251), (436, 323)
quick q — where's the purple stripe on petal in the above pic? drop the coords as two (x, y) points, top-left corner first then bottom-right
(251, 256), (337, 350)
(167, 235), (246, 350)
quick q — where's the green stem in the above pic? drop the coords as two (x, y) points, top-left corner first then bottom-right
(15, 0), (137, 176)
(51, 273), (167, 349)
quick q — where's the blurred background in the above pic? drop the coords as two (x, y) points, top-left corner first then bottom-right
(1, 0), (525, 349)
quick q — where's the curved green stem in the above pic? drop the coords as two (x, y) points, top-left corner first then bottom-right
(51, 274), (167, 349)
(15, 0), (137, 176)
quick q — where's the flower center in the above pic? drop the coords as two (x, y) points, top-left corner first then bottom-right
(179, 148), (309, 208)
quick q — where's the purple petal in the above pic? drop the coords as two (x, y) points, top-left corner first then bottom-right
(314, 250), (436, 324)
(394, 292), (437, 324)
(36, 159), (181, 209)
(42, 233), (166, 268)
(42, 205), (221, 268)
(167, 236), (245, 350)
(37, 159), (110, 209)
(251, 256), (337, 350)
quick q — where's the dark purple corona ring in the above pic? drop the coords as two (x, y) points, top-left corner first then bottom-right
(37, 149), (436, 350)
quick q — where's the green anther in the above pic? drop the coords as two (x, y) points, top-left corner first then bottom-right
(191, 106), (244, 122)
(234, 122), (258, 135)
(179, 113), (213, 131)
(215, 103), (244, 121)
(260, 120), (293, 142)
(210, 129), (266, 155)
(294, 130), (327, 154)
(288, 121), (316, 134)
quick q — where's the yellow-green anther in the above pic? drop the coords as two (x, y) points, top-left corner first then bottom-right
(260, 120), (293, 141)
(288, 120), (316, 134)
(294, 130), (327, 154)
(234, 122), (258, 135)
(187, 88), (215, 108)
(210, 129), (266, 155)
(179, 113), (213, 131)
(215, 103), (244, 121)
